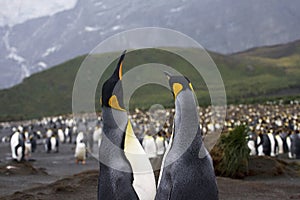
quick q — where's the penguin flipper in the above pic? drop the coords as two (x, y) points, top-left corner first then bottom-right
(14, 144), (21, 157)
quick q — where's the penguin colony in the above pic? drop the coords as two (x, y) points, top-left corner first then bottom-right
(224, 104), (300, 159)
(0, 51), (299, 198)
(4, 102), (299, 162)
(7, 116), (103, 163)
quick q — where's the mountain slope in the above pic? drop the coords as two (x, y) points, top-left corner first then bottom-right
(1, 0), (300, 88)
(0, 40), (299, 121)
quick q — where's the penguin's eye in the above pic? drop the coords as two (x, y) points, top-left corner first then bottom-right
(172, 83), (183, 98)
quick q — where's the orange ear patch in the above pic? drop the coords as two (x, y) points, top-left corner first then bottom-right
(108, 95), (126, 111)
(173, 83), (183, 98)
(119, 62), (123, 80)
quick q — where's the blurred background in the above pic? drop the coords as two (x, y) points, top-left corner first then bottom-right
(0, 0), (299, 120)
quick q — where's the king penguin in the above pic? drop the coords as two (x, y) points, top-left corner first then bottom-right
(75, 132), (87, 164)
(155, 73), (218, 200)
(10, 130), (25, 162)
(98, 51), (156, 200)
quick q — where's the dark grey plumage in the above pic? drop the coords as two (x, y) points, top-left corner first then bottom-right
(98, 51), (139, 200)
(156, 75), (218, 200)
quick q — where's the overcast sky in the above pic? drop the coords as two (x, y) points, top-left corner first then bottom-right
(0, 0), (77, 27)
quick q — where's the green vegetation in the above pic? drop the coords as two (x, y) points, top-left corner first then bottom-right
(0, 40), (300, 121)
(212, 125), (250, 178)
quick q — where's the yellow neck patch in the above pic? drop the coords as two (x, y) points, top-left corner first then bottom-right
(124, 120), (157, 199)
(124, 120), (136, 153)
(108, 95), (126, 111)
(173, 83), (183, 98)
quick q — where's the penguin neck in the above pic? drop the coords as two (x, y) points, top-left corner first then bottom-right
(102, 106), (128, 151)
(100, 106), (132, 169)
(102, 106), (128, 130)
(172, 90), (202, 152)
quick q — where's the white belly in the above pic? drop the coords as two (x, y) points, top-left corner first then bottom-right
(51, 137), (57, 151)
(75, 143), (86, 160)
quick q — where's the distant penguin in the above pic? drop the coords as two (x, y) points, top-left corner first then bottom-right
(274, 134), (284, 154)
(24, 131), (32, 159)
(156, 135), (166, 156)
(142, 135), (157, 158)
(45, 134), (59, 153)
(30, 132), (37, 152)
(156, 73), (218, 200)
(57, 128), (65, 143)
(279, 132), (290, 154)
(261, 133), (277, 157)
(287, 132), (300, 159)
(65, 127), (72, 143)
(51, 136), (58, 152)
(45, 128), (52, 138)
(94, 126), (103, 148)
(17, 125), (23, 133)
(256, 133), (264, 156)
(24, 140), (32, 160)
(247, 132), (257, 156)
(247, 131), (282, 157)
(98, 51), (156, 200)
(93, 126), (102, 146)
(10, 131), (25, 162)
(75, 137), (86, 164)
(36, 130), (43, 139)
(294, 132), (300, 159)
(1, 136), (10, 143)
(76, 132), (85, 144)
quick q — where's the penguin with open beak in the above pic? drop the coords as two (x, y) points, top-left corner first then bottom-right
(98, 51), (156, 200)
(155, 72), (218, 200)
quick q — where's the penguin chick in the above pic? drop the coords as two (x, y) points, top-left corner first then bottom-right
(142, 135), (157, 158)
(75, 139), (86, 164)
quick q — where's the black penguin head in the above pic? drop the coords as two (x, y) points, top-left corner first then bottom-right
(101, 50), (126, 111)
(164, 71), (195, 99)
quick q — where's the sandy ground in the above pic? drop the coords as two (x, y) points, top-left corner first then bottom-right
(0, 142), (299, 200)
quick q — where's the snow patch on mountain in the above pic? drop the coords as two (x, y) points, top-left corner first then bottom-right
(37, 62), (48, 69)
(84, 26), (100, 32)
(0, 0), (77, 27)
(170, 6), (184, 13)
(3, 29), (26, 64)
(111, 25), (122, 31)
(7, 49), (25, 64)
(42, 46), (61, 58)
